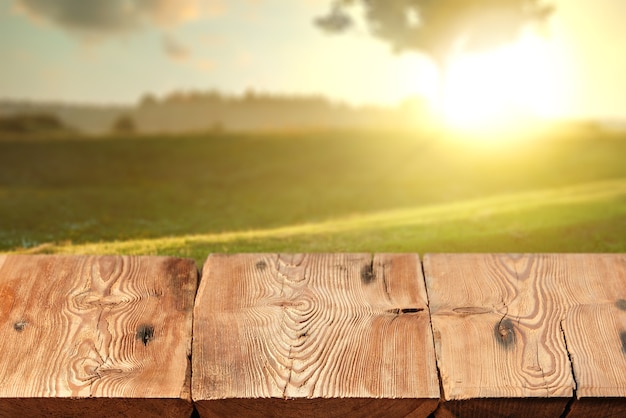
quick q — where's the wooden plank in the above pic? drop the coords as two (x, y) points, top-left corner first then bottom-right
(549, 254), (626, 417)
(192, 253), (439, 418)
(0, 254), (197, 417)
(431, 398), (570, 418)
(424, 254), (574, 418)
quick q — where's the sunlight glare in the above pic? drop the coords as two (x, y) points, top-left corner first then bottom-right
(440, 32), (564, 132)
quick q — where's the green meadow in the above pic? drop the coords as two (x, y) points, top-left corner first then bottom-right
(1, 126), (625, 265)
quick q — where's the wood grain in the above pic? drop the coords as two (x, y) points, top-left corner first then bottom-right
(192, 253), (439, 418)
(0, 254), (197, 418)
(548, 254), (626, 417)
(424, 254), (574, 417)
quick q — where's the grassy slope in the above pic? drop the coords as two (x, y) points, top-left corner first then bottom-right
(1, 126), (625, 264)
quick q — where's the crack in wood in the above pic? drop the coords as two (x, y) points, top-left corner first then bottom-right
(380, 257), (393, 304)
(386, 308), (424, 315)
(421, 257), (445, 409)
(495, 303), (515, 349)
(559, 320), (577, 418)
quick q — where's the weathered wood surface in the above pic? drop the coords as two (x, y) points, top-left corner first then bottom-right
(0, 254), (198, 418)
(192, 253), (439, 418)
(424, 253), (626, 418)
(0, 252), (624, 417)
(552, 254), (626, 417)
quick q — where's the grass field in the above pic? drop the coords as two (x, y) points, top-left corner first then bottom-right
(1, 125), (625, 265)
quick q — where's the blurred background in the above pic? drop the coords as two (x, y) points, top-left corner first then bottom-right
(1, 0), (625, 263)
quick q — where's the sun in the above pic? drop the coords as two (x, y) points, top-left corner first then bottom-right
(437, 32), (565, 132)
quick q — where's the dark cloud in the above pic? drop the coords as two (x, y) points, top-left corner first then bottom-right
(162, 34), (190, 61)
(316, 0), (553, 65)
(14, 0), (222, 34)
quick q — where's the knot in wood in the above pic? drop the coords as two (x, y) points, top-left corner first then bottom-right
(360, 263), (375, 284)
(136, 324), (155, 346)
(13, 321), (27, 332)
(495, 318), (515, 348)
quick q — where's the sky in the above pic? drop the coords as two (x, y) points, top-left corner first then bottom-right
(1, 0), (626, 120)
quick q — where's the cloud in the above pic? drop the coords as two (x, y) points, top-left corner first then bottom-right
(162, 33), (190, 61)
(14, 0), (224, 35)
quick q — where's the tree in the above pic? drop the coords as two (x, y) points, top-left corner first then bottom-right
(316, 0), (554, 108)
(139, 92), (158, 108)
(111, 114), (136, 134)
(0, 113), (68, 134)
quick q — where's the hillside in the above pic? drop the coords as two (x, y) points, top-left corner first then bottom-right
(1, 126), (624, 263)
